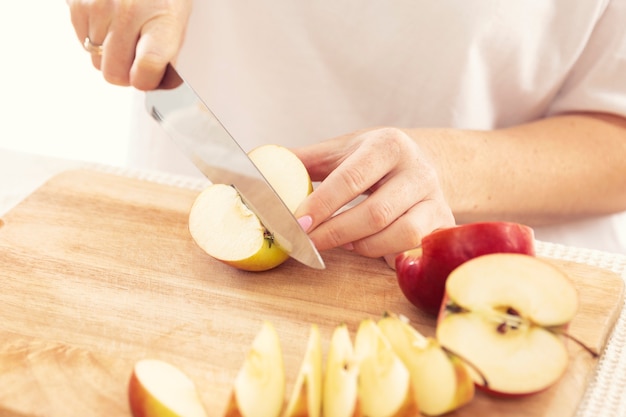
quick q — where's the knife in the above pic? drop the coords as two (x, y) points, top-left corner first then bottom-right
(145, 64), (325, 270)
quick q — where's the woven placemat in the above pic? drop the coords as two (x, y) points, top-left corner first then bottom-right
(535, 241), (626, 417)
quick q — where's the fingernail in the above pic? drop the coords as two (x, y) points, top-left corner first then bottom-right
(342, 242), (354, 251)
(297, 215), (313, 232)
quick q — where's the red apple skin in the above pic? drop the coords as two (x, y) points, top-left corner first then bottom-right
(476, 382), (558, 399)
(473, 365), (566, 399)
(395, 222), (535, 316)
(128, 371), (151, 417)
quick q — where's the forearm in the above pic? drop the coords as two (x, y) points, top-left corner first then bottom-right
(409, 113), (626, 226)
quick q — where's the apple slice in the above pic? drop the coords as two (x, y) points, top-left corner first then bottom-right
(322, 324), (360, 417)
(377, 313), (474, 416)
(189, 144), (312, 271)
(224, 321), (286, 417)
(354, 319), (418, 417)
(128, 359), (208, 417)
(395, 222), (535, 316)
(436, 253), (578, 396)
(284, 324), (323, 417)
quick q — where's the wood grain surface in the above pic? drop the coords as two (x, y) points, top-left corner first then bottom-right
(0, 169), (623, 417)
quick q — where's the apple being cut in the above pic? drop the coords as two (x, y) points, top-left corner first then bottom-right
(377, 313), (474, 416)
(436, 253), (578, 396)
(224, 321), (286, 417)
(188, 144), (312, 272)
(128, 359), (208, 417)
(396, 222), (535, 316)
(246, 144), (313, 213)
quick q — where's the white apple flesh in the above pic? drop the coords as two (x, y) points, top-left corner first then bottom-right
(247, 144), (313, 213)
(395, 222), (535, 316)
(354, 319), (418, 417)
(224, 321), (285, 417)
(436, 253), (578, 396)
(284, 324), (323, 417)
(189, 184), (290, 271)
(188, 144), (312, 272)
(128, 359), (207, 417)
(377, 313), (474, 416)
(323, 324), (360, 417)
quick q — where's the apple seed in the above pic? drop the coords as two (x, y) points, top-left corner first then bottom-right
(444, 302), (468, 315)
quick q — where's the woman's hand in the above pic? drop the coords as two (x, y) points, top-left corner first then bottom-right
(292, 127), (455, 267)
(66, 0), (192, 90)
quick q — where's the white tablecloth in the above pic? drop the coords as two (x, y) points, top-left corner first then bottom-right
(1, 147), (625, 416)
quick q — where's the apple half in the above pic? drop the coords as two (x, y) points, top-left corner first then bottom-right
(224, 321), (286, 417)
(322, 324), (360, 417)
(436, 253), (578, 396)
(377, 313), (474, 416)
(395, 222), (535, 316)
(247, 144), (313, 213)
(284, 324), (323, 417)
(354, 319), (418, 417)
(128, 359), (208, 417)
(188, 144), (312, 271)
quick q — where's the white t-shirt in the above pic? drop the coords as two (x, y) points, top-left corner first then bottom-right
(129, 0), (626, 254)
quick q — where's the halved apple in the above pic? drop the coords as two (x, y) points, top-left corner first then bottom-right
(128, 359), (208, 417)
(224, 321), (286, 417)
(189, 184), (291, 271)
(377, 313), (474, 416)
(322, 324), (360, 417)
(354, 319), (418, 417)
(189, 144), (312, 271)
(436, 253), (578, 396)
(284, 324), (323, 417)
(395, 222), (535, 316)
(247, 144), (313, 213)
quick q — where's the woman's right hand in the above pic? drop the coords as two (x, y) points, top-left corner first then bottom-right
(66, 0), (192, 90)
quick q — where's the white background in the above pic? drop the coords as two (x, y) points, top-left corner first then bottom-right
(0, 1), (135, 167)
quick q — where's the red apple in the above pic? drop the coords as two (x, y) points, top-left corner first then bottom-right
(395, 222), (535, 316)
(436, 253), (578, 396)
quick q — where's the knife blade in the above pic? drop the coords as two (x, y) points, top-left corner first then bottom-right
(145, 64), (325, 270)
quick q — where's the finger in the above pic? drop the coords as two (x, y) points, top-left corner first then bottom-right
(291, 132), (357, 181)
(130, 16), (187, 90)
(67, 1), (89, 44)
(308, 171), (425, 251)
(383, 254), (397, 269)
(68, 1), (111, 70)
(88, 3), (112, 58)
(296, 133), (400, 228)
(351, 198), (455, 259)
(100, 18), (141, 86)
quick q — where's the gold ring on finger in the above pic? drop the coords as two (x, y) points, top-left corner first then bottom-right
(83, 37), (103, 55)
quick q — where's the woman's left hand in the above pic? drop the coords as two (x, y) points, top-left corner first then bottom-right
(292, 127), (455, 267)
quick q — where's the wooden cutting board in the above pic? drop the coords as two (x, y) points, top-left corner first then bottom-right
(0, 169), (623, 417)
